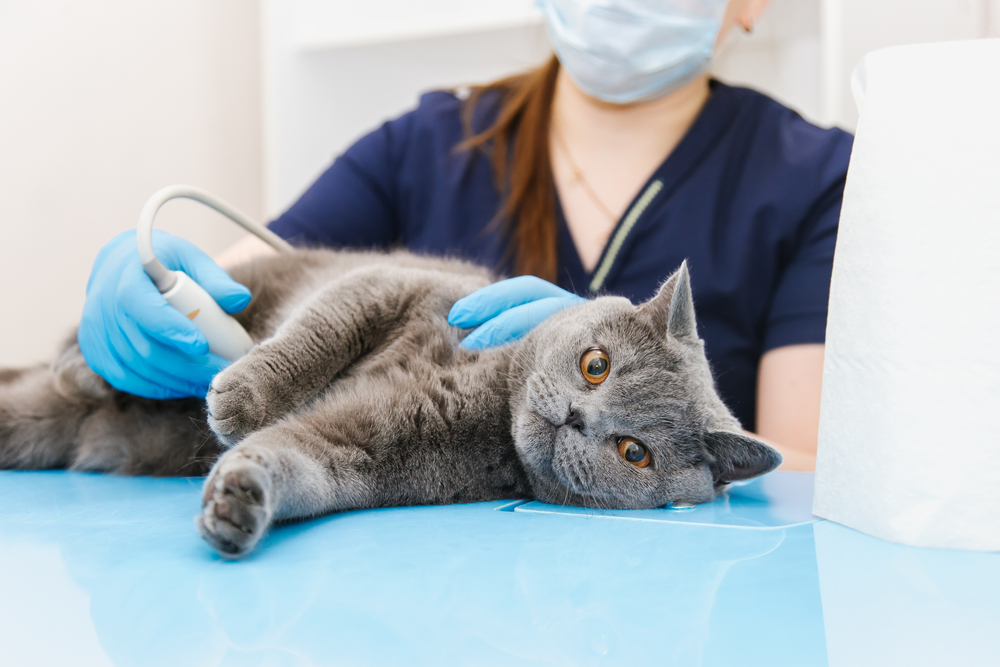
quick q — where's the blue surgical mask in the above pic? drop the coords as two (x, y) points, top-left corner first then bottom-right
(536, 0), (728, 104)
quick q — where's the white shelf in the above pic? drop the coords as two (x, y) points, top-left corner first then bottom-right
(293, 0), (543, 52)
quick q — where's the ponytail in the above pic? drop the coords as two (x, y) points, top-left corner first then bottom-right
(460, 56), (561, 282)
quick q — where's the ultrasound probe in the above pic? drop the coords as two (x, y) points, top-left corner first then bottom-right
(137, 184), (294, 361)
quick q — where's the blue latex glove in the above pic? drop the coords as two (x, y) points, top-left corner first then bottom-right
(78, 230), (252, 399)
(448, 276), (588, 350)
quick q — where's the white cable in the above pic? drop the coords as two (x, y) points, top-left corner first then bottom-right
(136, 184), (294, 361)
(137, 184), (293, 292)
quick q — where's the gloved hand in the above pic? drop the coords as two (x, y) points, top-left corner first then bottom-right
(448, 276), (588, 350)
(78, 230), (252, 400)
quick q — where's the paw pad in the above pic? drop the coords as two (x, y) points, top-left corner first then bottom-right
(197, 457), (272, 558)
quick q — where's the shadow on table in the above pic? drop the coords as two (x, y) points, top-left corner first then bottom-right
(815, 520), (1000, 667)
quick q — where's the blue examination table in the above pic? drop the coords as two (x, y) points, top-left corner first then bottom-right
(0, 470), (996, 666)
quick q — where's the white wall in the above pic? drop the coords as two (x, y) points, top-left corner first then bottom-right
(818, 0), (995, 129)
(260, 0), (550, 217)
(0, 0), (261, 366)
(713, 0), (823, 125)
(715, 0), (1000, 131)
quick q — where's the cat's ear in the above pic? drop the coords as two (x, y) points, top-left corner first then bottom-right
(640, 260), (698, 339)
(704, 431), (782, 483)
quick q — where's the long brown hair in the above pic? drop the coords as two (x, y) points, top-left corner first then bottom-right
(460, 56), (561, 282)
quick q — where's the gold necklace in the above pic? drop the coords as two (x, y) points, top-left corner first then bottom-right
(552, 125), (619, 226)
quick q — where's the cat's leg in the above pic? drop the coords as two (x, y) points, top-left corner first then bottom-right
(0, 362), (89, 469)
(0, 333), (116, 469)
(51, 336), (114, 402)
(0, 336), (220, 474)
(206, 266), (485, 445)
(196, 419), (373, 557)
(197, 371), (522, 558)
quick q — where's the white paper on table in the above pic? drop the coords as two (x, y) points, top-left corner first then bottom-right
(813, 39), (1000, 551)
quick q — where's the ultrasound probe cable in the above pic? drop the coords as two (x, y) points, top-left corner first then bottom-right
(137, 184), (294, 362)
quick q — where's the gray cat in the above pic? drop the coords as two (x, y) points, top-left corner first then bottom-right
(0, 249), (780, 558)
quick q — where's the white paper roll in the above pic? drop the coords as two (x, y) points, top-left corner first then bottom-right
(813, 39), (1000, 551)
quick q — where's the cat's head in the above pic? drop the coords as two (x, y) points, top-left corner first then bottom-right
(511, 262), (781, 509)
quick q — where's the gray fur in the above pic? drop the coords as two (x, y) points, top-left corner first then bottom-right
(0, 249), (780, 558)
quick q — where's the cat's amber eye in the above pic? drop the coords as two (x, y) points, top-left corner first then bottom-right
(580, 347), (610, 384)
(618, 437), (651, 468)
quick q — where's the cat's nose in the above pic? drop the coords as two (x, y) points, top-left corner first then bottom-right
(564, 407), (585, 431)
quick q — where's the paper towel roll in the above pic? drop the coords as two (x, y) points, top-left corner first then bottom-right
(813, 39), (1000, 551)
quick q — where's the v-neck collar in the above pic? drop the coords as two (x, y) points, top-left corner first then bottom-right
(555, 80), (739, 296)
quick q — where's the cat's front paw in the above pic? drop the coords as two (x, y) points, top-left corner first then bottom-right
(196, 452), (273, 558)
(207, 364), (267, 446)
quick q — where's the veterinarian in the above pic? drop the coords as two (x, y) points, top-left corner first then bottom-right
(78, 0), (851, 472)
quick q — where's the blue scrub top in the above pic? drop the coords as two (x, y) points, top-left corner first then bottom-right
(269, 81), (853, 431)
